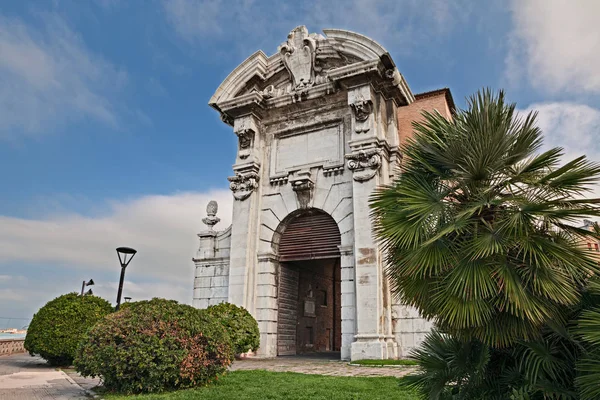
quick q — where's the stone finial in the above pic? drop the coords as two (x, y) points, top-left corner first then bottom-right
(202, 200), (221, 230)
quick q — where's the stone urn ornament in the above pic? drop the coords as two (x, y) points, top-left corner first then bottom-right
(202, 200), (221, 230)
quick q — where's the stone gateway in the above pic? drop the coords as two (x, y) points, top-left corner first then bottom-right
(193, 26), (454, 361)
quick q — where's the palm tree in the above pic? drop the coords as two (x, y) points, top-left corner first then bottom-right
(371, 89), (600, 348)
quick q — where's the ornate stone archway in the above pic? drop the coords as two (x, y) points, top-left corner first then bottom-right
(192, 25), (451, 361)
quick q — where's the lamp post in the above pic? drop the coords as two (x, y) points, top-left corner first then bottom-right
(80, 279), (94, 296)
(115, 247), (137, 311)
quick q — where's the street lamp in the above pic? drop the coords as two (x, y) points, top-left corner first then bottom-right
(80, 279), (94, 296)
(115, 247), (137, 311)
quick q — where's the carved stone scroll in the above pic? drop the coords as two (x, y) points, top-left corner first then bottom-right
(228, 172), (260, 201)
(346, 148), (382, 182)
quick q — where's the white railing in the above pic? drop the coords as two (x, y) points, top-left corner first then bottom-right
(0, 339), (25, 356)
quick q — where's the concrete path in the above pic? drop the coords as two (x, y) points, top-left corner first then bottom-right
(230, 355), (417, 378)
(0, 353), (96, 400)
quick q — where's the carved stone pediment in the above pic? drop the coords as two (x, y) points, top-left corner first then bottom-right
(209, 26), (415, 115)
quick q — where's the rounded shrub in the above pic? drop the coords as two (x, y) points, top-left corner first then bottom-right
(203, 302), (260, 355)
(74, 298), (234, 394)
(24, 292), (113, 366)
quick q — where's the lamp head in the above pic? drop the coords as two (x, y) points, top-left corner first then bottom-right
(116, 247), (137, 268)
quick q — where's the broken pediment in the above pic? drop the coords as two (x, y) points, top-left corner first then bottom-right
(209, 26), (414, 122)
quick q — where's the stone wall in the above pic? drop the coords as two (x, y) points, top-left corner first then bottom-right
(0, 339), (25, 356)
(192, 224), (232, 308)
(391, 305), (434, 358)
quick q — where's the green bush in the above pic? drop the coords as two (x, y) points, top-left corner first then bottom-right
(74, 298), (234, 394)
(24, 292), (112, 366)
(203, 302), (260, 355)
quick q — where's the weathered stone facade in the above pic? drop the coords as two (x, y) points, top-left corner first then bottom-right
(193, 26), (453, 361)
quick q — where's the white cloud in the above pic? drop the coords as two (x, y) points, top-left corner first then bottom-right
(0, 190), (233, 286)
(162, 0), (472, 55)
(0, 13), (128, 139)
(163, 0), (224, 40)
(0, 288), (27, 302)
(0, 272), (191, 322)
(522, 101), (600, 195)
(525, 102), (600, 162)
(507, 0), (600, 94)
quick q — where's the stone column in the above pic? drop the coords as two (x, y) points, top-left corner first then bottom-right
(193, 201), (230, 309)
(347, 84), (387, 360)
(339, 246), (356, 360)
(192, 230), (218, 309)
(227, 115), (262, 312)
(254, 253), (279, 358)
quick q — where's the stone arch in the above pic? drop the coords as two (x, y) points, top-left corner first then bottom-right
(273, 208), (343, 356)
(272, 208), (341, 261)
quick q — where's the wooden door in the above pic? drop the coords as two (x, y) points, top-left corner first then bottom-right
(277, 264), (299, 356)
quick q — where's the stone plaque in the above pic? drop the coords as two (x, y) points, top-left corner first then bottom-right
(304, 298), (316, 317)
(271, 122), (344, 177)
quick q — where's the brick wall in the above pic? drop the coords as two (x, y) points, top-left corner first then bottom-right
(393, 89), (453, 358)
(398, 90), (453, 146)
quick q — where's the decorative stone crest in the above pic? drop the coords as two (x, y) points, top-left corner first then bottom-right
(236, 128), (254, 159)
(278, 26), (318, 90)
(202, 200), (221, 230)
(228, 172), (260, 201)
(346, 148), (382, 182)
(350, 96), (373, 133)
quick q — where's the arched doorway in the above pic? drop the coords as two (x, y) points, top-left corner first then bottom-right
(276, 209), (342, 356)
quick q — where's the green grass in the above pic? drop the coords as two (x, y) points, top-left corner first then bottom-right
(102, 370), (418, 400)
(351, 359), (418, 366)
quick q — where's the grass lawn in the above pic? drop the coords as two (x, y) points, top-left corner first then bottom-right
(102, 370), (418, 400)
(351, 359), (418, 366)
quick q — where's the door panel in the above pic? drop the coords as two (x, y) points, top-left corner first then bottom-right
(277, 264), (299, 356)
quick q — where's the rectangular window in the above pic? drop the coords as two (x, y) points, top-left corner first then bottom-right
(588, 243), (593, 250)
(595, 243), (599, 252)
(320, 290), (328, 307)
(306, 327), (314, 345)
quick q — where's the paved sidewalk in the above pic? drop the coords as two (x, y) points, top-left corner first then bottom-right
(0, 352), (96, 400)
(230, 355), (417, 378)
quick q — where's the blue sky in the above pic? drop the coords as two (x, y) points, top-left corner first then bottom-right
(1, 0), (599, 324)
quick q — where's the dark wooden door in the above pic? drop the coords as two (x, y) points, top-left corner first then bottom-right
(277, 264), (299, 356)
